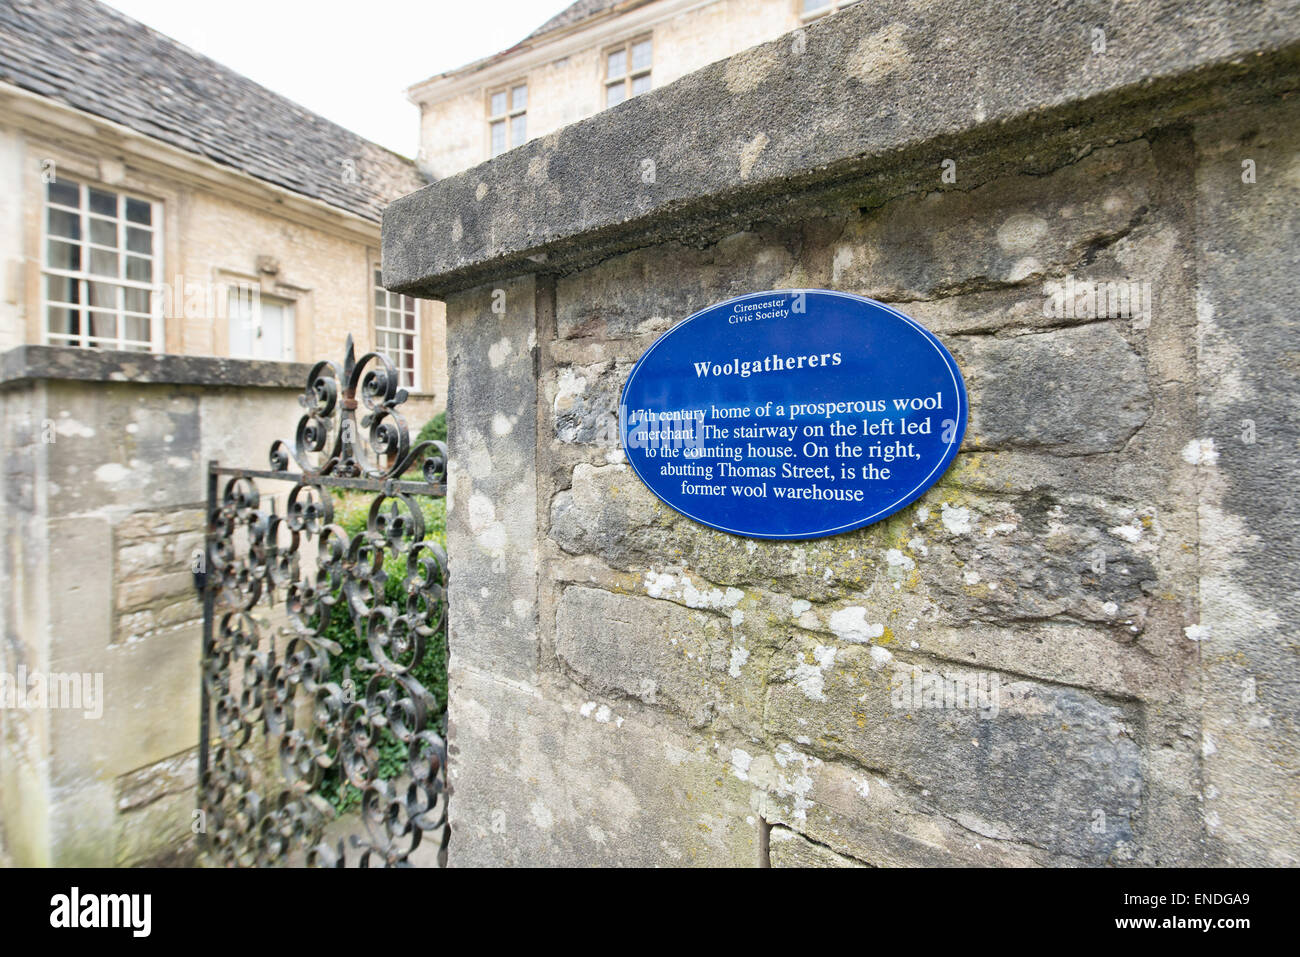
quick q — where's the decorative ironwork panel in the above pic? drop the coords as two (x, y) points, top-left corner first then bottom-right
(199, 336), (449, 867)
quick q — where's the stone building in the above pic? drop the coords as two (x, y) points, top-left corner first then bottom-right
(385, 0), (1300, 866)
(410, 0), (861, 179)
(0, 0), (442, 866)
(0, 0), (445, 414)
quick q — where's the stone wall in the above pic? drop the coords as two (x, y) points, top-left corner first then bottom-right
(0, 346), (309, 866)
(385, 0), (1300, 866)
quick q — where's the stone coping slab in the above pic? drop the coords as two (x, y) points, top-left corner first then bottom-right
(383, 0), (1300, 299)
(0, 345), (311, 390)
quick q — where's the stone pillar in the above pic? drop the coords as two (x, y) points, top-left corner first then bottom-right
(383, 0), (1300, 866)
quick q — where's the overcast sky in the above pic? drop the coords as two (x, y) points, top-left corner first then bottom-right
(102, 0), (576, 158)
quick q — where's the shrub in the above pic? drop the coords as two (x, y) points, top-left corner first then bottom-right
(416, 411), (446, 449)
(314, 491), (448, 814)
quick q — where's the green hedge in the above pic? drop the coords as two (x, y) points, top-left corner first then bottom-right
(314, 490), (448, 814)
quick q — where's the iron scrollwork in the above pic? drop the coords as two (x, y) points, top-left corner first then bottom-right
(199, 336), (449, 867)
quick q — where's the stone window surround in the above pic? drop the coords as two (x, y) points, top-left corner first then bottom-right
(226, 285), (297, 363)
(211, 266), (312, 365)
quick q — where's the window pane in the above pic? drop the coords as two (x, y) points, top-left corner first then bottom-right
(124, 315), (150, 344)
(47, 240), (80, 271)
(48, 306), (80, 336)
(607, 49), (626, 79)
(89, 188), (117, 217)
(89, 311), (117, 339)
(490, 91), (507, 117)
(48, 208), (80, 240)
(490, 120), (507, 156)
(126, 256), (152, 282)
(260, 303), (287, 359)
(632, 74), (652, 95)
(46, 275), (79, 303)
(89, 248), (118, 277)
(126, 226), (151, 254)
(48, 180), (80, 208)
(124, 287), (151, 314)
(89, 218), (116, 246)
(125, 197), (152, 225)
(510, 114), (527, 148)
(803, 0), (831, 11)
(605, 82), (626, 107)
(511, 84), (527, 112)
(632, 39), (652, 71)
(229, 306), (253, 356)
(88, 281), (118, 309)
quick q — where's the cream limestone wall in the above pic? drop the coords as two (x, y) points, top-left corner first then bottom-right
(415, 0), (814, 179)
(0, 357), (308, 865)
(0, 98), (446, 418)
(0, 126), (23, 353)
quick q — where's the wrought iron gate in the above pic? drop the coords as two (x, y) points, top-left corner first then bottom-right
(198, 336), (449, 867)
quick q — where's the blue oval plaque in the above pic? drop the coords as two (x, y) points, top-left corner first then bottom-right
(620, 289), (967, 540)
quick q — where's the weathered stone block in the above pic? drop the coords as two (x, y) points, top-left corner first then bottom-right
(753, 748), (1052, 867)
(764, 636), (1142, 863)
(48, 622), (201, 788)
(556, 585), (749, 729)
(551, 460), (1166, 641)
(444, 278), (540, 686)
(832, 141), (1154, 301)
(556, 228), (800, 342)
(768, 824), (867, 867)
(1192, 98), (1300, 866)
(44, 381), (202, 516)
(956, 323), (1151, 454)
(446, 665), (760, 867)
(114, 749), (199, 867)
(550, 359), (626, 448)
(47, 514), (113, 668)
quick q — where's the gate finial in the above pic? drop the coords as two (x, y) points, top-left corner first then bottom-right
(269, 333), (443, 482)
(343, 334), (356, 385)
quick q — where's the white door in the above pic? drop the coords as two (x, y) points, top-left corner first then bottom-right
(229, 288), (295, 361)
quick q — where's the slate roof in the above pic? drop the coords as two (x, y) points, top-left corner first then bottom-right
(525, 0), (626, 41)
(0, 0), (425, 222)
